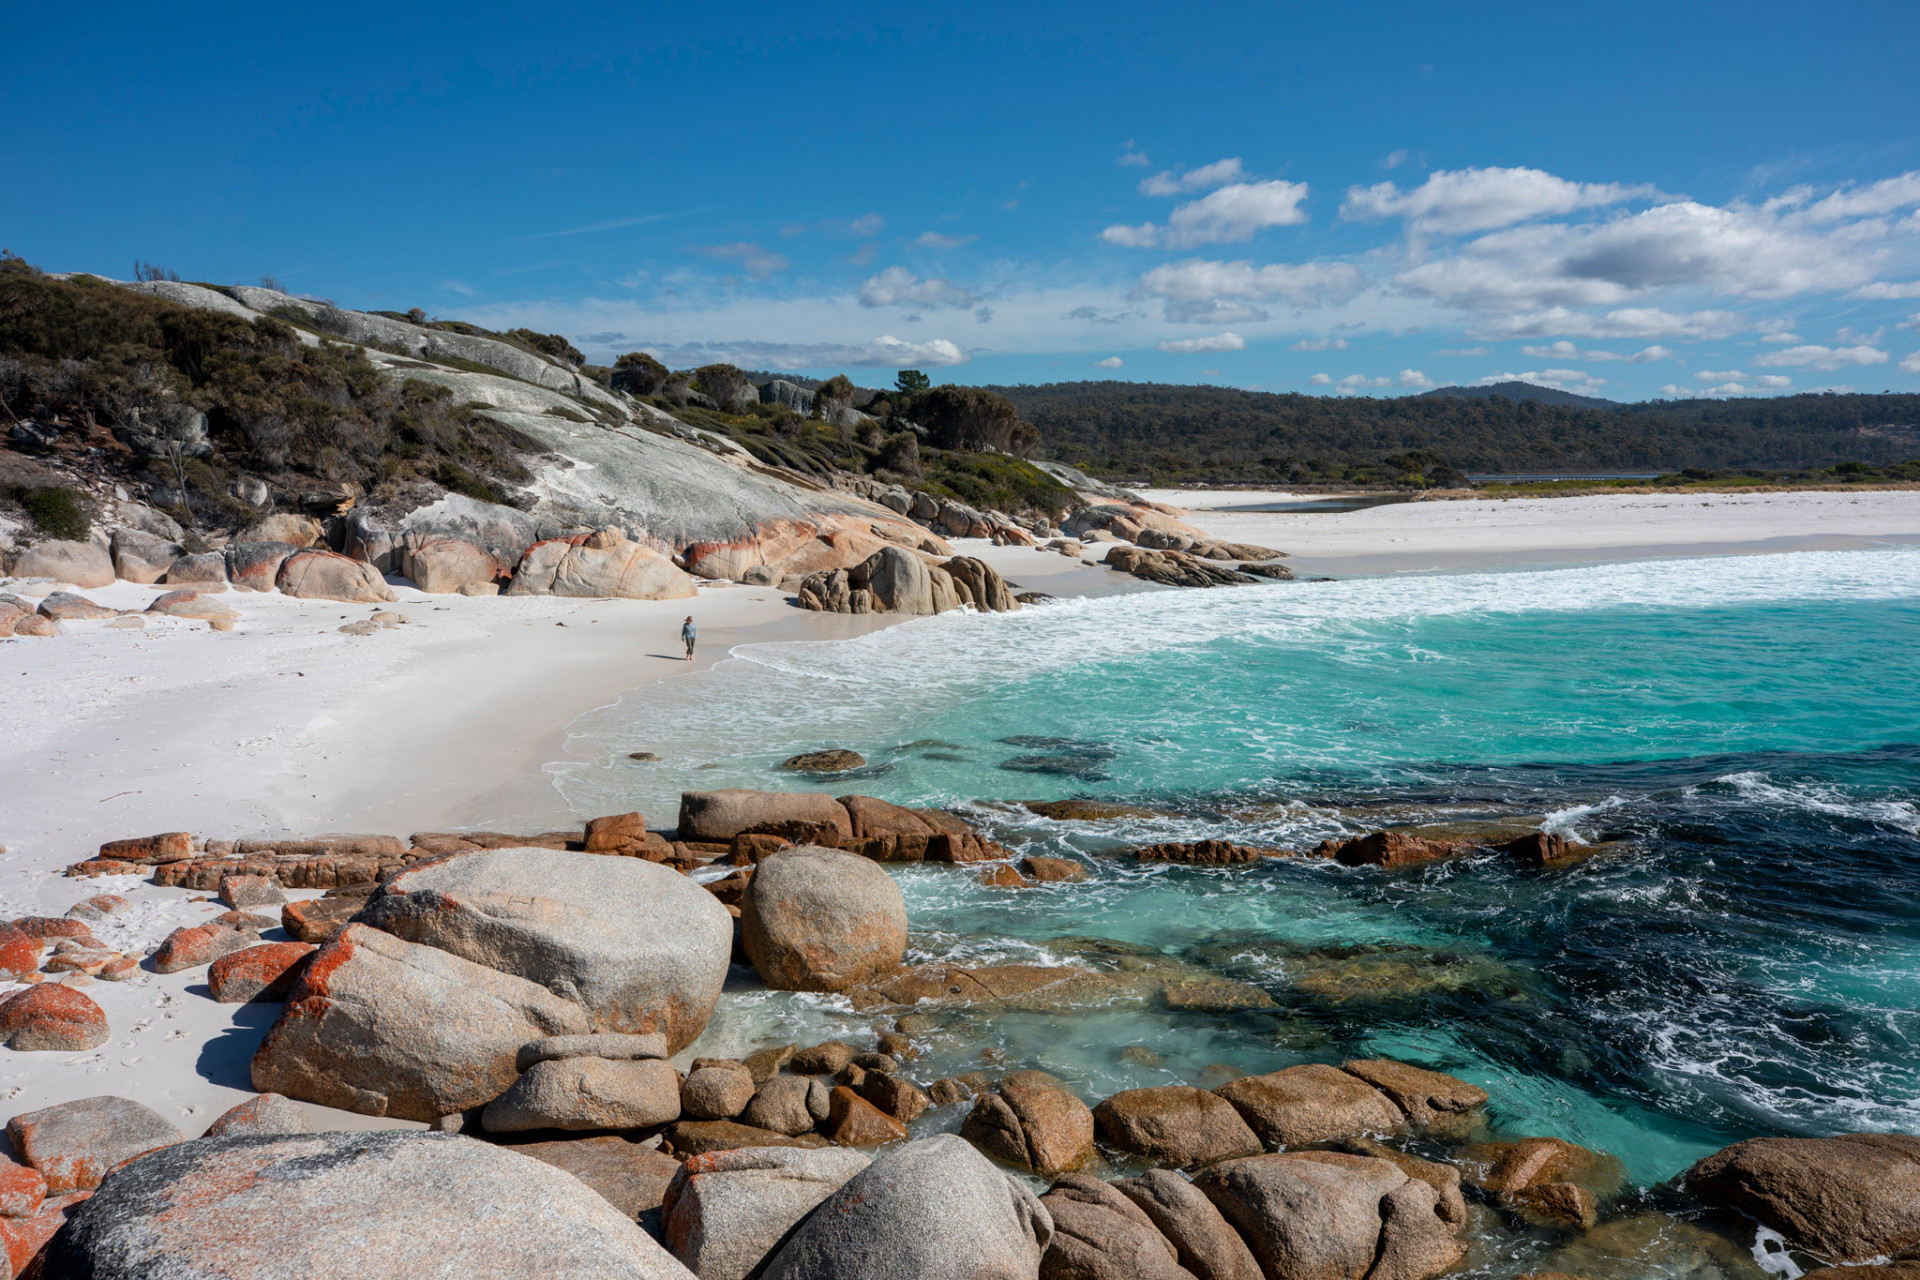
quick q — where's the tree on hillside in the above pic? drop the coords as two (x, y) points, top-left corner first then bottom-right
(895, 369), (931, 393)
(694, 363), (757, 413)
(909, 385), (1039, 455)
(609, 351), (668, 396)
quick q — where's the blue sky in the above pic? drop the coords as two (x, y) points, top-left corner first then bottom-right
(8, 2), (1920, 400)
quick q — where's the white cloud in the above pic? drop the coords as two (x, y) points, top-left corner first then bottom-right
(1137, 258), (1365, 323)
(1753, 344), (1889, 371)
(1290, 337), (1349, 351)
(1094, 356), (1124, 369)
(1398, 369), (1434, 388)
(1310, 373), (1332, 385)
(1756, 375), (1793, 388)
(1900, 351), (1920, 373)
(1848, 281), (1920, 299)
(1383, 150), (1409, 170)
(911, 231), (977, 250)
(1335, 374), (1391, 393)
(1471, 307), (1744, 341)
(640, 335), (968, 369)
(1522, 340), (1674, 362)
(847, 214), (886, 237)
(1139, 158), (1247, 196)
(1158, 332), (1246, 353)
(1342, 166), (1653, 234)
(1901, 311), (1920, 331)
(858, 266), (981, 309)
(696, 242), (790, 279)
(1432, 346), (1492, 357)
(1476, 369), (1610, 395)
(1796, 171), (1920, 223)
(443, 280), (476, 297)
(1118, 143), (1150, 168)
(1695, 369), (1747, 381)
(1103, 180), (1310, 248)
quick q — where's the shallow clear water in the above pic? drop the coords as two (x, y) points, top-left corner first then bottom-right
(553, 545), (1920, 1191)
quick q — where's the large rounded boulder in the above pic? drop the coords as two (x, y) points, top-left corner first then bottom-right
(739, 846), (907, 992)
(40, 1130), (696, 1278)
(355, 848), (733, 1050)
(1685, 1133), (1920, 1263)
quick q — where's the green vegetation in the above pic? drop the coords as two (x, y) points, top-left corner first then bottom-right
(1477, 459), (1920, 497)
(991, 380), (1920, 485)
(922, 451), (1075, 517)
(15, 485), (90, 539)
(0, 263), (535, 527)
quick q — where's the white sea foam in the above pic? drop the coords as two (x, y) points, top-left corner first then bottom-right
(1716, 770), (1920, 833)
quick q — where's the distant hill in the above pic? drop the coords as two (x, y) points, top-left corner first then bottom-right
(988, 380), (1920, 486)
(1417, 380), (1619, 410)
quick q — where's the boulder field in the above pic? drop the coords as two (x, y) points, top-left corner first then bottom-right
(9, 788), (1905, 1277)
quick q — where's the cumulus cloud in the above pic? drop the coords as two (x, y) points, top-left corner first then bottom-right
(696, 242), (790, 279)
(1397, 369), (1435, 388)
(1158, 333), (1246, 353)
(1793, 171), (1920, 223)
(642, 336), (968, 369)
(1753, 344), (1889, 371)
(1341, 166), (1653, 234)
(1102, 180), (1310, 248)
(847, 214), (886, 237)
(1137, 258), (1365, 323)
(1756, 375), (1793, 388)
(1290, 337), (1349, 351)
(1476, 369), (1610, 395)
(1901, 351), (1920, 373)
(1139, 158), (1247, 196)
(1470, 307), (1744, 341)
(1310, 373), (1332, 385)
(1335, 374), (1392, 393)
(1432, 346), (1492, 357)
(858, 266), (981, 309)
(1851, 281), (1920, 299)
(1521, 340), (1673, 362)
(911, 231), (977, 250)
(1094, 356), (1125, 368)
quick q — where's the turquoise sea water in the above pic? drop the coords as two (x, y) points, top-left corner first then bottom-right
(553, 545), (1920, 1203)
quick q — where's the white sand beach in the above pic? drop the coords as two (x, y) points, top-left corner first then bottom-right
(3, 487), (1918, 1134)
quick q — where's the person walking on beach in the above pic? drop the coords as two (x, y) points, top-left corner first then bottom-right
(681, 615), (697, 661)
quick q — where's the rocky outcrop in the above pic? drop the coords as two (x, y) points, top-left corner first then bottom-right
(663, 1146), (872, 1280)
(1462, 1137), (1624, 1232)
(740, 846), (908, 993)
(5, 1096), (181, 1194)
(743, 1075), (834, 1136)
(509, 527), (698, 599)
(1323, 830), (1462, 869)
(250, 923), (590, 1121)
(1339, 1060), (1487, 1133)
(681, 1061), (756, 1120)
(1684, 1134), (1920, 1263)
(1040, 1172), (1197, 1280)
(961, 1071), (1097, 1177)
(13, 538), (114, 588)
(0, 985), (109, 1052)
(1104, 545), (1266, 588)
(797, 553), (1019, 616)
(482, 1055), (683, 1132)
(40, 1130), (697, 1278)
(276, 548), (396, 602)
(109, 529), (182, 583)
(1193, 1153), (1463, 1280)
(679, 790), (856, 844)
(1213, 1064), (1403, 1147)
(356, 848), (733, 1048)
(1093, 1087), (1263, 1169)
(203, 1093), (313, 1138)
(759, 1133), (1054, 1280)
(511, 1134), (683, 1221)
(237, 512), (324, 547)
(224, 540), (297, 591)
(1116, 1170), (1264, 1280)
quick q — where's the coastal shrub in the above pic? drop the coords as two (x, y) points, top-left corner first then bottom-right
(922, 449), (1073, 518)
(610, 351), (668, 396)
(505, 328), (583, 368)
(899, 385), (1039, 455)
(19, 485), (91, 539)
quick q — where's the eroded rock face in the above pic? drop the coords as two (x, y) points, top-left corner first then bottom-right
(225, 540), (297, 591)
(759, 1133), (1054, 1280)
(276, 549), (397, 602)
(0, 985), (109, 1052)
(1093, 1087), (1263, 1170)
(110, 529), (182, 583)
(206, 941), (315, 1002)
(204, 1093), (313, 1138)
(1338, 1060), (1487, 1132)
(42, 1131), (697, 1278)
(1213, 1064), (1403, 1148)
(511, 1135), (683, 1221)
(1327, 831), (1459, 869)
(1117, 1169), (1264, 1280)
(663, 1146), (872, 1280)
(1193, 1153), (1462, 1280)
(355, 848), (733, 1048)
(961, 1071), (1097, 1177)
(678, 791), (855, 844)
(1040, 1172), (1196, 1280)
(14, 540), (113, 588)
(740, 846), (908, 993)
(741, 1075), (832, 1136)
(1685, 1133), (1920, 1263)
(6, 1096), (181, 1194)
(250, 924), (590, 1121)
(482, 1056), (682, 1133)
(510, 530), (698, 600)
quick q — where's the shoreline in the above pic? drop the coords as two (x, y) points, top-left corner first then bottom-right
(2, 487), (1918, 1131)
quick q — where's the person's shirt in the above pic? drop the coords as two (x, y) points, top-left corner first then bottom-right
(682, 621), (697, 639)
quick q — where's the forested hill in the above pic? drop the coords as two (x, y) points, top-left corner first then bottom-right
(987, 381), (1920, 484)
